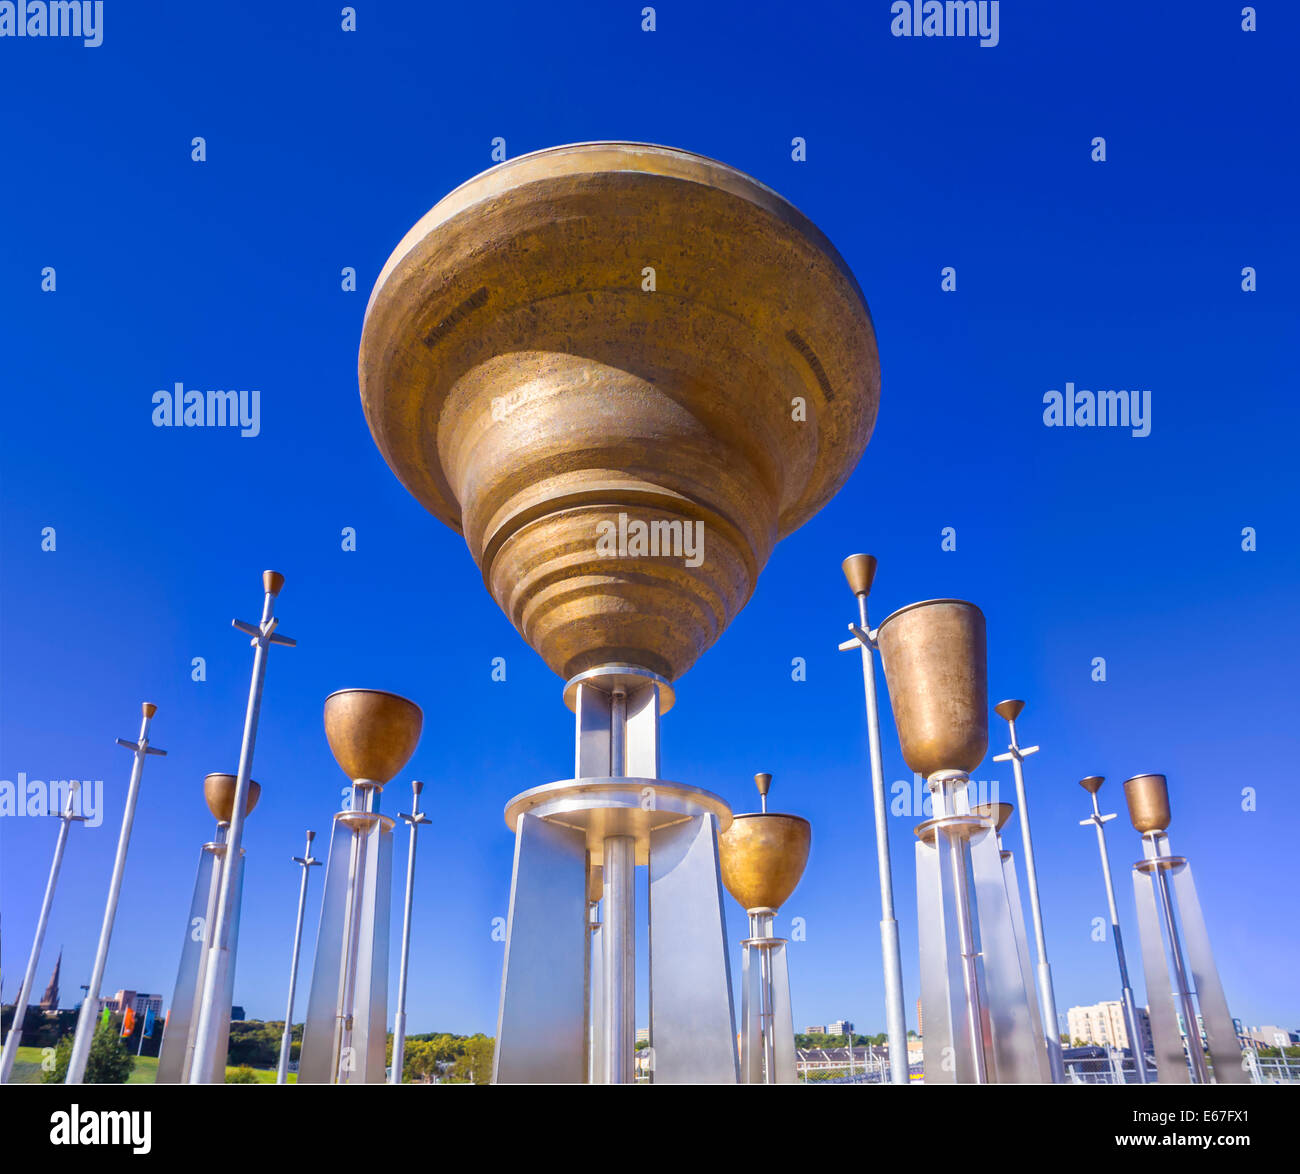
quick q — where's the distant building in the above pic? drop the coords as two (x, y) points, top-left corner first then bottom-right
(1067, 1001), (1151, 1052)
(635, 1027), (650, 1044)
(96, 990), (163, 1018)
(1243, 1024), (1297, 1048)
(805, 1025), (827, 1035)
(38, 949), (62, 1010)
(828, 1020), (854, 1038)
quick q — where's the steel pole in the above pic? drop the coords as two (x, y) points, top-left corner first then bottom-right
(600, 687), (635, 1084)
(390, 781), (428, 1085)
(0, 785), (82, 1082)
(602, 834), (635, 1083)
(849, 593), (909, 1085)
(749, 910), (778, 1082)
(947, 823), (987, 1083)
(1083, 793), (1148, 1083)
(276, 830), (318, 1084)
(190, 572), (293, 1083)
(334, 788), (368, 1083)
(67, 706), (164, 1084)
(1153, 848), (1209, 1083)
(999, 719), (1065, 1083)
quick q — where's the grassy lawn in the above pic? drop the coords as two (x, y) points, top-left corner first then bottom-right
(11, 1046), (292, 1084)
(127, 1055), (159, 1084)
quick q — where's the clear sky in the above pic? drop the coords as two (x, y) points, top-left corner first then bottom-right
(1, 1), (1296, 1044)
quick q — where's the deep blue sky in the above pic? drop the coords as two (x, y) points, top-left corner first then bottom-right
(1, 2), (1296, 1042)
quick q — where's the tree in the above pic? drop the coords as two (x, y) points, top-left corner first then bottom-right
(43, 1022), (135, 1084)
(226, 1066), (259, 1084)
(450, 1035), (494, 1085)
(226, 1019), (282, 1068)
(404, 1034), (464, 1083)
(403, 1039), (446, 1083)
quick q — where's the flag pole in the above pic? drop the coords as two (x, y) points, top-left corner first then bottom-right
(190, 572), (295, 1083)
(837, 555), (910, 1085)
(66, 704), (167, 1084)
(276, 829), (321, 1084)
(390, 781), (431, 1084)
(0, 785), (85, 1083)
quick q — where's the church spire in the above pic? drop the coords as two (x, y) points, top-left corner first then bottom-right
(39, 948), (62, 1011)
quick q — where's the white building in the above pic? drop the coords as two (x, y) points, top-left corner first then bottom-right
(1243, 1024), (1296, 1048)
(1067, 1001), (1150, 1052)
(95, 989), (163, 1018)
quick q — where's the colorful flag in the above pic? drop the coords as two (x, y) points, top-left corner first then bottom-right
(142, 1006), (156, 1039)
(99, 1006), (111, 1030)
(121, 1006), (135, 1038)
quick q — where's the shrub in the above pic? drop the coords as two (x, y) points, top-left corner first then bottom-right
(42, 1022), (134, 1084)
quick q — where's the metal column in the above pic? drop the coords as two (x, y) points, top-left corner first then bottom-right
(0, 784), (85, 1082)
(66, 705), (166, 1084)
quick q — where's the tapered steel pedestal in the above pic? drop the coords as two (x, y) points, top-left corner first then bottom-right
(739, 908), (797, 1083)
(914, 771), (1046, 1084)
(157, 826), (246, 1084)
(1124, 773), (1245, 1085)
(992, 702), (1064, 1082)
(1078, 777), (1148, 1082)
(298, 789), (394, 1084)
(493, 666), (738, 1084)
(973, 802), (1052, 1084)
(1132, 832), (1245, 1084)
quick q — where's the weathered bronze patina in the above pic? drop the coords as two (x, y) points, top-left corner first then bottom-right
(875, 599), (988, 778)
(203, 773), (261, 823)
(323, 688), (423, 784)
(1123, 773), (1171, 834)
(718, 774), (811, 911)
(360, 142), (879, 681)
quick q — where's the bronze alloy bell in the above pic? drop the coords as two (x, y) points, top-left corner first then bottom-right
(875, 599), (988, 778)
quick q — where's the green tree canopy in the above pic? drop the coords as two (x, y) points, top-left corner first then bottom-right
(43, 1021), (135, 1084)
